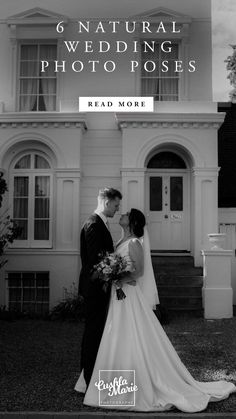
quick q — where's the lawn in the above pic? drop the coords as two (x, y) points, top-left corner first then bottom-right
(0, 315), (236, 413)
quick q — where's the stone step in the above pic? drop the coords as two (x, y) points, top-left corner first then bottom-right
(157, 275), (203, 286)
(159, 295), (203, 309)
(151, 256), (203, 313)
(154, 266), (203, 276)
(158, 285), (202, 297)
(165, 308), (204, 317)
(152, 255), (194, 266)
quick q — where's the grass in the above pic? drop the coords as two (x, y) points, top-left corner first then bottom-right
(0, 315), (236, 413)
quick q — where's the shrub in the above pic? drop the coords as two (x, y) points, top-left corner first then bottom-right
(225, 45), (236, 102)
(0, 173), (21, 269)
(49, 283), (85, 321)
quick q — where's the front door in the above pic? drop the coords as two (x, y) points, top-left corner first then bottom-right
(146, 170), (190, 250)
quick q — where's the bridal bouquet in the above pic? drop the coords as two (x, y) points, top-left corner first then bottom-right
(93, 252), (133, 300)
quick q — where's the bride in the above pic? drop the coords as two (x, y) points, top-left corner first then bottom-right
(75, 208), (236, 412)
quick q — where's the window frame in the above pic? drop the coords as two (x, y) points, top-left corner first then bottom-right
(6, 271), (50, 315)
(140, 40), (181, 102)
(134, 16), (191, 102)
(10, 151), (53, 248)
(16, 40), (58, 112)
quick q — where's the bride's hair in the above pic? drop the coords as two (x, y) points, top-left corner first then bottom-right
(129, 208), (146, 238)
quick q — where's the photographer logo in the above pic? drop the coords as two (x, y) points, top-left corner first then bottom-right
(95, 370), (138, 406)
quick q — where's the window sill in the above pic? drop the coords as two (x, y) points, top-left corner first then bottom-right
(5, 248), (80, 255)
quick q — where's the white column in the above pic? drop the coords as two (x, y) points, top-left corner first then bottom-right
(121, 168), (146, 212)
(202, 248), (233, 319)
(192, 167), (219, 265)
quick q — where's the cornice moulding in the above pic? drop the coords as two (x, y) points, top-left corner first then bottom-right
(0, 112), (87, 130)
(116, 112), (225, 129)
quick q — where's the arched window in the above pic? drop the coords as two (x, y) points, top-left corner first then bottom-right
(11, 152), (52, 247)
(147, 151), (187, 169)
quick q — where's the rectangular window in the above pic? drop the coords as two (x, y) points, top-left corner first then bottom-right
(18, 43), (57, 111)
(6, 271), (50, 315)
(12, 174), (52, 247)
(141, 42), (179, 101)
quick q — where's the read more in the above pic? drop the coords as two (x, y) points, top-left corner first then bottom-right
(78, 97), (153, 112)
(88, 100), (145, 108)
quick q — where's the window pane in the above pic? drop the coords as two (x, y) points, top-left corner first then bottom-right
(8, 272), (21, 281)
(37, 279), (49, 287)
(161, 43), (178, 60)
(14, 220), (28, 240)
(147, 152), (186, 169)
(9, 288), (21, 301)
(21, 45), (38, 60)
(19, 95), (37, 112)
(14, 177), (29, 196)
(39, 44), (57, 60)
(38, 95), (56, 112)
(36, 288), (49, 301)
(20, 79), (38, 95)
(34, 220), (49, 240)
(22, 277), (33, 287)
(22, 272), (35, 280)
(160, 79), (178, 101)
(150, 177), (162, 211)
(13, 198), (28, 218)
(142, 77), (160, 96)
(170, 177), (183, 211)
(15, 156), (31, 169)
(36, 272), (49, 285)
(8, 278), (21, 287)
(35, 176), (50, 196)
(23, 288), (35, 301)
(20, 62), (38, 77)
(13, 177), (29, 240)
(35, 198), (49, 218)
(34, 155), (50, 169)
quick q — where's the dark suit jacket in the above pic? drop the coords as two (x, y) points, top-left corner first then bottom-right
(79, 213), (114, 298)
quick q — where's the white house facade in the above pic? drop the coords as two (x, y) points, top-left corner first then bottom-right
(0, 0), (235, 315)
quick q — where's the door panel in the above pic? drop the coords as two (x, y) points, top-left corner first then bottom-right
(147, 171), (190, 250)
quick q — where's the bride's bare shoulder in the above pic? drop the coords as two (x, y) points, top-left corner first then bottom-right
(128, 237), (143, 251)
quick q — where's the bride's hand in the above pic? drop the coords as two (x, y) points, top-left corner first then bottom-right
(126, 279), (136, 286)
(116, 277), (136, 287)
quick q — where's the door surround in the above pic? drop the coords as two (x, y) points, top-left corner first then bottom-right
(145, 146), (191, 252)
(119, 125), (220, 267)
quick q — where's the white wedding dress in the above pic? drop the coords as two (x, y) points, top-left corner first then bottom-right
(75, 238), (236, 412)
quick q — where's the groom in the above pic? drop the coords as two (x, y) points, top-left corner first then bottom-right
(79, 187), (122, 386)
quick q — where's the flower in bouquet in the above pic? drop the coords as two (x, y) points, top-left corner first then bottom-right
(93, 252), (134, 300)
